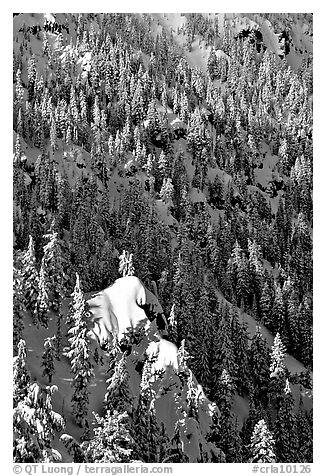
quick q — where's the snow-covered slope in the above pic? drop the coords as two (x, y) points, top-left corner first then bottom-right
(22, 276), (220, 463)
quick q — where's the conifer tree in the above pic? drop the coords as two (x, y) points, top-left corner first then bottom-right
(160, 177), (174, 206)
(216, 369), (235, 417)
(269, 333), (287, 410)
(192, 284), (213, 392)
(133, 359), (162, 462)
(13, 339), (30, 406)
(14, 383), (65, 463)
(55, 310), (63, 360)
(104, 352), (133, 415)
(118, 250), (135, 277)
(296, 398), (313, 462)
(41, 224), (67, 310)
(80, 411), (134, 463)
(249, 326), (270, 407)
(212, 311), (238, 395)
(168, 303), (178, 344)
(231, 310), (250, 396)
(21, 236), (39, 318)
(35, 263), (50, 327)
(41, 336), (57, 383)
(250, 419), (276, 463)
(13, 266), (25, 353)
(274, 380), (298, 462)
(65, 274), (94, 427)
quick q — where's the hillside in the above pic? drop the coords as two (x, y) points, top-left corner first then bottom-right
(13, 12), (313, 464)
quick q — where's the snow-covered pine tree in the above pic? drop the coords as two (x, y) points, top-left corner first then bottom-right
(81, 411), (135, 463)
(269, 333), (287, 410)
(104, 352), (133, 415)
(274, 380), (299, 462)
(192, 284), (213, 392)
(160, 177), (174, 206)
(168, 303), (178, 344)
(250, 419), (276, 463)
(13, 382), (65, 463)
(249, 326), (270, 407)
(55, 309), (63, 360)
(295, 397), (313, 462)
(231, 307), (250, 396)
(118, 250), (135, 277)
(13, 339), (30, 406)
(60, 434), (87, 463)
(35, 262), (50, 327)
(41, 336), (57, 383)
(13, 265), (25, 353)
(41, 223), (67, 310)
(21, 235), (39, 323)
(216, 368), (235, 418)
(65, 273), (94, 427)
(212, 310), (238, 396)
(132, 359), (162, 462)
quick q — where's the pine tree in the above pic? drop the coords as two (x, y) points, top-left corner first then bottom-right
(21, 236), (39, 319)
(272, 284), (285, 336)
(274, 380), (299, 462)
(192, 284), (213, 392)
(250, 419), (276, 463)
(270, 333), (287, 378)
(168, 303), (178, 344)
(104, 352), (133, 415)
(14, 383), (65, 463)
(249, 326), (270, 407)
(13, 266), (25, 353)
(296, 398), (313, 463)
(41, 337), (57, 383)
(60, 434), (87, 463)
(13, 339), (30, 406)
(160, 177), (174, 206)
(216, 368), (235, 415)
(260, 280), (273, 327)
(35, 263), (50, 327)
(231, 311), (250, 396)
(269, 333), (287, 410)
(41, 223), (67, 310)
(212, 309), (238, 396)
(118, 250), (135, 277)
(65, 274), (94, 427)
(133, 359), (162, 462)
(55, 310), (63, 360)
(78, 411), (134, 463)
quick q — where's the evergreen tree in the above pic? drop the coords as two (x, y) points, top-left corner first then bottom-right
(274, 380), (299, 462)
(133, 359), (162, 462)
(41, 336), (57, 383)
(13, 266), (25, 353)
(14, 383), (65, 463)
(250, 419), (276, 463)
(41, 224), (67, 310)
(296, 398), (313, 463)
(248, 326), (270, 407)
(118, 250), (135, 277)
(104, 352), (133, 415)
(35, 263), (50, 327)
(231, 311), (250, 396)
(13, 339), (30, 406)
(216, 368), (235, 417)
(21, 236), (39, 319)
(168, 303), (178, 344)
(80, 411), (134, 463)
(212, 309), (238, 395)
(65, 274), (94, 427)
(269, 333), (287, 410)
